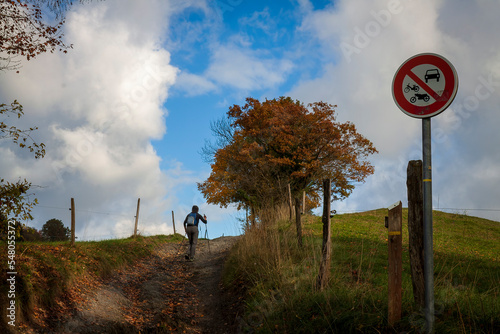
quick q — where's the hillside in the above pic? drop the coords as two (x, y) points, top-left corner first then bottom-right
(0, 235), (241, 333)
(1, 210), (498, 333)
(223, 209), (499, 333)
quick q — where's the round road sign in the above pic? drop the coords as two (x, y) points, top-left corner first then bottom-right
(392, 53), (458, 118)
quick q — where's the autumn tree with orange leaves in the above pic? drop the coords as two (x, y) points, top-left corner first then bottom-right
(199, 97), (378, 245)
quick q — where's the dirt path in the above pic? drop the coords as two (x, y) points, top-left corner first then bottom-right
(56, 236), (242, 333)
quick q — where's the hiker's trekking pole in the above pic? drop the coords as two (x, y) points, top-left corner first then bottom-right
(205, 224), (211, 253)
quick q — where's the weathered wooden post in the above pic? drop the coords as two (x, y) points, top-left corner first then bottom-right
(407, 160), (425, 308)
(133, 198), (140, 237)
(295, 197), (303, 247)
(388, 201), (402, 326)
(317, 179), (332, 290)
(171, 210), (176, 235)
(70, 198), (75, 246)
(288, 184), (293, 221)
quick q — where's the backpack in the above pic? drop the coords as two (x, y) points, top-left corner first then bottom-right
(186, 213), (197, 226)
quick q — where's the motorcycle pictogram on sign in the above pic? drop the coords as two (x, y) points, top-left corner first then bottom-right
(404, 83), (420, 93)
(410, 93), (430, 103)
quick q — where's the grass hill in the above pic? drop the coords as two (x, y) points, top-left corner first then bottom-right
(223, 209), (499, 333)
(1, 210), (498, 333)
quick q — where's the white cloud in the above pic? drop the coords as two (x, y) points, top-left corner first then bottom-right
(172, 40), (295, 97)
(172, 42), (294, 96)
(175, 71), (217, 96)
(238, 8), (278, 38)
(206, 42), (294, 91)
(291, 0), (500, 220)
(0, 0), (189, 238)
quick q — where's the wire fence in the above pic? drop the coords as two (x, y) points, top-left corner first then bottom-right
(436, 207), (500, 213)
(25, 202), (177, 242)
(333, 207), (500, 214)
(18, 203), (499, 242)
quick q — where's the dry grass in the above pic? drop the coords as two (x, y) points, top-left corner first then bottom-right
(223, 209), (500, 333)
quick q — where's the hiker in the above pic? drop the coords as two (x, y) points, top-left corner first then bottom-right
(183, 205), (207, 261)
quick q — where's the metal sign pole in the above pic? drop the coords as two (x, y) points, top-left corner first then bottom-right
(422, 117), (434, 333)
(392, 53), (457, 333)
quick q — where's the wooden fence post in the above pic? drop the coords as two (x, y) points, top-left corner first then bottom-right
(133, 198), (140, 237)
(70, 198), (75, 246)
(171, 210), (176, 235)
(288, 183), (293, 221)
(295, 197), (303, 247)
(317, 179), (332, 290)
(388, 201), (402, 326)
(407, 160), (425, 308)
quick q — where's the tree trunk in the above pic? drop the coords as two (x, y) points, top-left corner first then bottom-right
(250, 206), (256, 228)
(295, 197), (303, 247)
(407, 160), (425, 308)
(317, 179), (332, 290)
(302, 191), (306, 214)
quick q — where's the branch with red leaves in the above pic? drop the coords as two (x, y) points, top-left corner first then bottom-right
(0, 0), (72, 71)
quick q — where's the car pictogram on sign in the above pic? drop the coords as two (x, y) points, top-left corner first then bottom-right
(424, 69), (440, 83)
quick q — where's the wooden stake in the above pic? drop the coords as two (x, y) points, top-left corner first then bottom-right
(134, 198), (140, 237)
(288, 184), (293, 221)
(388, 201), (402, 326)
(317, 179), (332, 290)
(295, 197), (303, 247)
(407, 160), (425, 308)
(171, 210), (176, 235)
(70, 198), (75, 246)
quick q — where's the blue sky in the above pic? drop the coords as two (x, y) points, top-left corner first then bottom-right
(1, 0), (500, 240)
(161, 2), (305, 170)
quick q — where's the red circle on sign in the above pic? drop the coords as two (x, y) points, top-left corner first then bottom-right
(392, 53), (458, 118)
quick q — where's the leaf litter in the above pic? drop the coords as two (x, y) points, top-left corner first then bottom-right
(52, 236), (241, 333)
